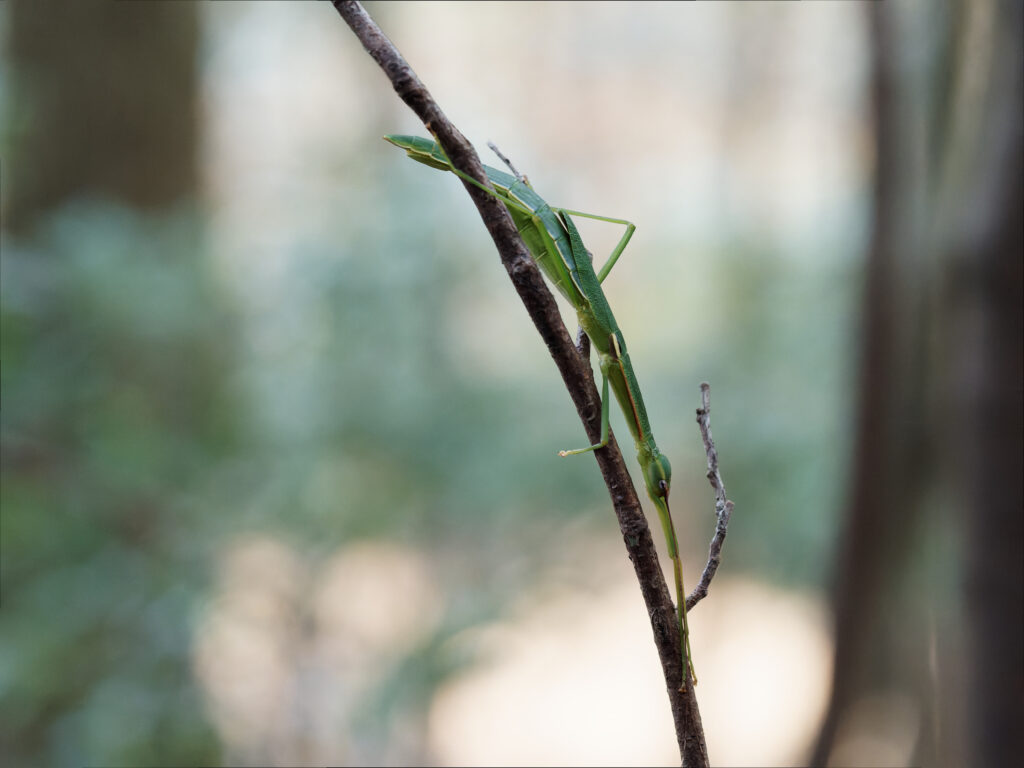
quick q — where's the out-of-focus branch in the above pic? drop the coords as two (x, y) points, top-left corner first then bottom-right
(686, 383), (734, 611)
(331, 1), (707, 763)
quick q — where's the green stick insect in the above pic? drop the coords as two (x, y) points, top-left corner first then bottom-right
(384, 134), (696, 687)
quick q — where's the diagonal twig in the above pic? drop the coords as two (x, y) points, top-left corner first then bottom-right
(332, 2), (708, 763)
(687, 382), (735, 611)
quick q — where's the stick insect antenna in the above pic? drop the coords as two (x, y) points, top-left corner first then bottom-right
(488, 141), (528, 185)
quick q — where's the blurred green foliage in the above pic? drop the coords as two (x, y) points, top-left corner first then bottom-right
(1, 184), (857, 766)
(697, 247), (855, 584)
(0, 188), (627, 765)
(1, 204), (232, 765)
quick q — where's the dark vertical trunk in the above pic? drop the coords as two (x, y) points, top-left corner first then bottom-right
(811, 2), (935, 762)
(960, 135), (1023, 768)
(813, 1), (1023, 764)
(5, 0), (198, 231)
(951, 2), (1024, 762)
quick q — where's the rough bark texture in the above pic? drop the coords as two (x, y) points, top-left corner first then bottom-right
(332, 2), (708, 763)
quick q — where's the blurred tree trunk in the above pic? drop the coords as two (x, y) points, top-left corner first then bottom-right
(812, 1), (1022, 765)
(810, 2), (938, 763)
(946, 1), (1023, 763)
(5, 0), (198, 231)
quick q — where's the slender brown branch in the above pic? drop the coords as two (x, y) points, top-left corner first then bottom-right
(686, 382), (734, 611)
(332, 1), (707, 763)
(575, 324), (591, 361)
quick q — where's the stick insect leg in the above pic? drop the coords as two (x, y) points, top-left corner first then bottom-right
(433, 137), (632, 284)
(554, 208), (636, 284)
(558, 365), (610, 457)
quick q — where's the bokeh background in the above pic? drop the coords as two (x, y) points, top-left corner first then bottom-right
(1, 1), (1020, 766)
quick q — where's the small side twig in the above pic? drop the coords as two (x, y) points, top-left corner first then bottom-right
(686, 382), (735, 611)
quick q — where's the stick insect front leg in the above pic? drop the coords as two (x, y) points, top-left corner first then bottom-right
(487, 140), (636, 283)
(487, 143), (598, 360)
(552, 208), (636, 284)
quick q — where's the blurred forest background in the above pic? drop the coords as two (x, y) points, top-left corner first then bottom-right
(1, 1), (1020, 766)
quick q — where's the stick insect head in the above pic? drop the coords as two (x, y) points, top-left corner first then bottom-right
(383, 134), (452, 171)
(644, 451), (673, 500)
